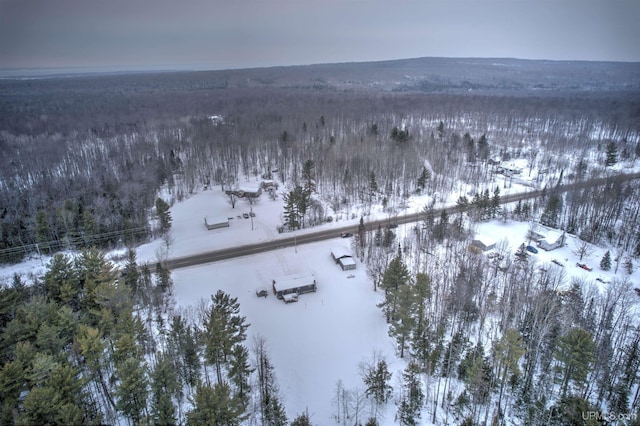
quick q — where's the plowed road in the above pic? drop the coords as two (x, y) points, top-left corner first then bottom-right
(161, 172), (640, 270)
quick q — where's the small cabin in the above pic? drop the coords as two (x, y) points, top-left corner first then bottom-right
(204, 216), (230, 230)
(272, 273), (317, 300)
(471, 236), (496, 252)
(261, 180), (279, 190)
(330, 246), (356, 271)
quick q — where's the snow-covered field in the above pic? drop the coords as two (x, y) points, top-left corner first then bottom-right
(172, 240), (401, 423)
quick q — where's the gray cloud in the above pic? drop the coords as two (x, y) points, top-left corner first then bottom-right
(0, 0), (638, 71)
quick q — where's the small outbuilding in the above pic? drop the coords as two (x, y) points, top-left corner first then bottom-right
(272, 273), (317, 300)
(330, 246), (357, 271)
(471, 236), (496, 252)
(204, 216), (230, 230)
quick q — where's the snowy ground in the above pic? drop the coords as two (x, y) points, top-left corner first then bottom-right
(136, 171), (538, 265)
(172, 239), (402, 424)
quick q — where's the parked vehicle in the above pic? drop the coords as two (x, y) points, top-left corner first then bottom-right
(243, 213), (249, 218)
(387, 223), (398, 229)
(282, 293), (298, 303)
(576, 262), (593, 271)
(341, 232), (353, 238)
(256, 289), (268, 298)
(250, 211), (256, 217)
(526, 245), (538, 254)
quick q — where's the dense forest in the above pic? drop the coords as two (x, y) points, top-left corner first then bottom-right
(2, 58), (640, 424)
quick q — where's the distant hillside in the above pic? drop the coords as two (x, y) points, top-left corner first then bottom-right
(3, 57), (640, 94)
(1, 56), (639, 137)
(216, 57), (640, 93)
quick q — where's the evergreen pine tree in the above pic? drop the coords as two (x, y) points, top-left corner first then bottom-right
(228, 344), (253, 410)
(492, 329), (525, 414)
(605, 141), (618, 167)
(540, 193), (563, 228)
(491, 186), (501, 218)
(155, 197), (172, 233)
(283, 190), (300, 230)
(363, 359), (393, 405)
(600, 250), (612, 271)
(389, 281), (416, 358)
(434, 209), (449, 241)
(35, 209), (52, 247)
(554, 328), (596, 398)
(513, 199), (522, 218)
(623, 257), (634, 275)
(264, 395), (288, 426)
(417, 166), (430, 192)
(378, 253), (411, 323)
(422, 202), (435, 232)
(515, 243), (529, 261)
(301, 159), (316, 193)
(397, 362), (424, 425)
(115, 357), (149, 424)
(464, 133), (476, 162)
(204, 290), (249, 384)
(187, 382), (245, 426)
(410, 273), (432, 370)
(291, 410), (312, 426)
(369, 170), (378, 196)
(477, 133), (489, 161)
(151, 352), (180, 425)
(122, 248), (140, 298)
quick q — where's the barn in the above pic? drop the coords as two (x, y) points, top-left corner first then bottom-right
(272, 273), (317, 300)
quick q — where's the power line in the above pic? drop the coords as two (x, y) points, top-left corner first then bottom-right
(0, 226), (149, 257)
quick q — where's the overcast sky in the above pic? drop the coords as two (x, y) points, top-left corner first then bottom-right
(1, 0), (639, 72)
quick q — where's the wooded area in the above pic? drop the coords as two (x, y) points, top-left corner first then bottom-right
(1, 61), (639, 263)
(1, 58), (640, 424)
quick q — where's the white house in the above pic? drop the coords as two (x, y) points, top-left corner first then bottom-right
(538, 230), (566, 251)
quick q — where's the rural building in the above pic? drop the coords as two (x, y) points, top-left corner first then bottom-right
(272, 273), (317, 299)
(538, 230), (566, 251)
(260, 180), (279, 190)
(471, 236), (496, 252)
(225, 186), (262, 199)
(330, 246), (356, 271)
(204, 216), (229, 230)
(239, 185), (262, 198)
